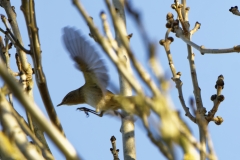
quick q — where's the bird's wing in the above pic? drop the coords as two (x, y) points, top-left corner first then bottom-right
(62, 27), (109, 92)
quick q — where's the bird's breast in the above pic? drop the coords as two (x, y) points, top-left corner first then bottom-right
(83, 86), (105, 111)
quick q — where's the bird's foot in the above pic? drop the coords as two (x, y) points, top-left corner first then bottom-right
(113, 110), (124, 119)
(76, 107), (103, 117)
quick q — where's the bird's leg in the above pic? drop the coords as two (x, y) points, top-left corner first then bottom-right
(113, 110), (124, 118)
(76, 107), (104, 117)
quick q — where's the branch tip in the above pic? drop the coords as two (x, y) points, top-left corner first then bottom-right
(217, 95), (224, 102)
(215, 75), (224, 89)
(200, 45), (205, 55)
(234, 45), (240, 51)
(210, 94), (217, 101)
(110, 136), (116, 142)
(214, 116), (223, 125)
(171, 4), (177, 10)
(100, 11), (106, 17)
(159, 39), (165, 45)
(167, 37), (174, 42)
(176, 71), (181, 76)
(185, 7), (190, 11)
(166, 12), (174, 20)
(178, 4), (183, 8)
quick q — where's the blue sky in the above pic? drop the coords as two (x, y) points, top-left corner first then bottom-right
(1, 1), (240, 159)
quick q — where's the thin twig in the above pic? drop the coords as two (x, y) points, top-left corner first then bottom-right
(160, 37), (196, 123)
(125, 1), (167, 90)
(229, 6), (240, 16)
(21, 0), (65, 136)
(189, 22), (201, 36)
(107, 1), (136, 159)
(172, 4), (208, 159)
(106, 0), (161, 97)
(141, 116), (173, 160)
(206, 75), (224, 123)
(205, 130), (217, 160)
(110, 136), (120, 160)
(175, 28), (240, 54)
(1, 0), (30, 71)
(100, 12), (119, 51)
(72, 0), (143, 94)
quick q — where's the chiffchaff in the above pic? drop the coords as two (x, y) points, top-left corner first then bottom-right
(57, 27), (122, 117)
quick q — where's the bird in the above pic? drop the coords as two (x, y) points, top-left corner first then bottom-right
(57, 27), (122, 117)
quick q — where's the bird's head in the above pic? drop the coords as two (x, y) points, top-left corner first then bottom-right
(57, 88), (85, 106)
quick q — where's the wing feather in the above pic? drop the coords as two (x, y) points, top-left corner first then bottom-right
(62, 27), (109, 91)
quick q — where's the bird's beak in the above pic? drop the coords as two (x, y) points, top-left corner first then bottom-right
(57, 103), (62, 107)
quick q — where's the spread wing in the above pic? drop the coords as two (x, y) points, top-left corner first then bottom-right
(62, 27), (109, 92)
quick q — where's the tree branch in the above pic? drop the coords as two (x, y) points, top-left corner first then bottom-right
(106, 1), (136, 159)
(110, 136), (120, 160)
(0, 59), (82, 160)
(160, 37), (196, 123)
(0, 92), (45, 160)
(20, 0), (65, 136)
(175, 27), (240, 54)
(229, 6), (240, 16)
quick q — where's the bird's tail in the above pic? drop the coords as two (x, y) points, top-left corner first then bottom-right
(112, 95), (150, 117)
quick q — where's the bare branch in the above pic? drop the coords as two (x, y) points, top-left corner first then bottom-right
(10, 105), (54, 159)
(110, 136), (120, 160)
(107, 0), (161, 97)
(175, 28), (240, 54)
(206, 131), (217, 160)
(190, 22), (201, 36)
(106, 1), (136, 159)
(206, 75), (225, 124)
(20, 0), (65, 136)
(1, 0), (30, 72)
(160, 37), (196, 123)
(0, 131), (26, 159)
(229, 6), (240, 16)
(0, 92), (45, 160)
(72, 0), (143, 94)
(0, 59), (82, 160)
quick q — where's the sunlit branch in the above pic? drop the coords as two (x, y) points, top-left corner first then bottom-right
(189, 22), (201, 36)
(0, 92), (45, 160)
(11, 105), (54, 159)
(175, 28), (240, 54)
(110, 136), (120, 160)
(0, 60), (82, 160)
(181, 0), (186, 20)
(210, 116), (223, 125)
(110, 1), (137, 159)
(159, 37), (196, 123)
(21, 0), (65, 136)
(206, 75), (224, 124)
(1, 0), (30, 71)
(141, 115), (173, 160)
(105, 0), (161, 97)
(72, 0), (143, 95)
(0, 131), (26, 159)
(125, 1), (167, 90)
(100, 11), (130, 68)
(171, 5), (209, 159)
(178, 128), (212, 159)
(206, 130), (217, 160)
(171, 2), (188, 33)
(100, 12), (119, 51)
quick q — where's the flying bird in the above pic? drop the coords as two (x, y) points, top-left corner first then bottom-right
(57, 27), (121, 117)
